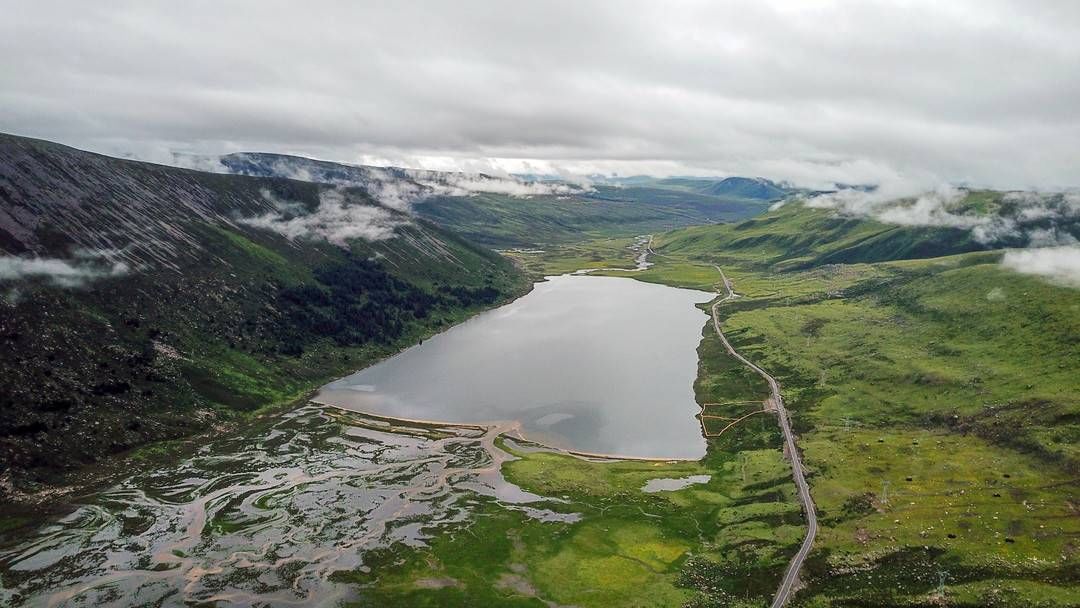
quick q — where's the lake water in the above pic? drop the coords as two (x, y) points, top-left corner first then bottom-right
(318, 274), (714, 459)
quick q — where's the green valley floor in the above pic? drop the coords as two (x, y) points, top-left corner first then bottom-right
(498, 218), (1079, 607)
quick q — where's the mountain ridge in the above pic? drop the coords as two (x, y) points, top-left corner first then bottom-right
(0, 133), (528, 486)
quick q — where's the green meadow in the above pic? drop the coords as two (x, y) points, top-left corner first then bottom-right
(498, 201), (1079, 606)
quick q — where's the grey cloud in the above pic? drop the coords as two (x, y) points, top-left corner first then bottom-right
(803, 185), (1080, 247)
(400, 169), (584, 199)
(239, 189), (406, 246)
(225, 155), (585, 211)
(344, 167), (584, 211)
(1, 1), (1078, 189)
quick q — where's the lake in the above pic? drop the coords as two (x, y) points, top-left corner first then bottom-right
(0, 275), (716, 606)
(318, 274), (714, 459)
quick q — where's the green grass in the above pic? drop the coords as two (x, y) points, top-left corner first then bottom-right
(517, 204), (1080, 606)
(654, 202), (987, 271)
(719, 259), (1079, 457)
(343, 427), (801, 608)
(505, 236), (642, 277)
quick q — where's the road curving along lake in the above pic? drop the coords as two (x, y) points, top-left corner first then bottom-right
(318, 274), (714, 459)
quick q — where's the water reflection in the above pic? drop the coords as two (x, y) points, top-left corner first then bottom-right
(320, 275), (713, 459)
(0, 407), (575, 607)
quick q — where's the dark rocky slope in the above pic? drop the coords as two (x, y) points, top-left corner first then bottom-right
(0, 134), (528, 489)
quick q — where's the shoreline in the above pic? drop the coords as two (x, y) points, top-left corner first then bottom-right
(0, 278), (536, 512)
(314, 400), (699, 464)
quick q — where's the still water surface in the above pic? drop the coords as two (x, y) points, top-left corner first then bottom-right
(0, 275), (714, 606)
(319, 274), (713, 459)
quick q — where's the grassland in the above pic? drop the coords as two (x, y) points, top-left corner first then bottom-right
(502, 202), (1079, 606)
(339, 425), (804, 608)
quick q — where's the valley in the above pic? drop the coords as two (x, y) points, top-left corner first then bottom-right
(3, 6), (1079, 607)
(1, 136), (1077, 608)
(0, 133), (531, 493)
(515, 199), (1080, 606)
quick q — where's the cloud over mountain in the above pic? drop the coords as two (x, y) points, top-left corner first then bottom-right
(240, 189), (406, 246)
(0, 252), (129, 287)
(804, 186), (1080, 247)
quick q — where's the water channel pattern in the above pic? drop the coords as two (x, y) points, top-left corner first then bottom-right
(0, 406), (580, 607)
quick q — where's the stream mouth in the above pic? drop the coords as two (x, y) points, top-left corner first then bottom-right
(0, 406), (578, 607)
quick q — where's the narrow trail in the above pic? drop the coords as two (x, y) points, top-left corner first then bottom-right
(710, 266), (818, 608)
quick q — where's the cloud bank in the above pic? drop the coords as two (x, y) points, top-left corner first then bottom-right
(803, 186), (1080, 247)
(222, 154), (586, 211)
(404, 169), (583, 199)
(2, 1), (1078, 189)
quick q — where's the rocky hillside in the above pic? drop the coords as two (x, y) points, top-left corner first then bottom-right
(0, 134), (528, 487)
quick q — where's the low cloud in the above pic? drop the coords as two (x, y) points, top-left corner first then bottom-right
(803, 184), (1080, 247)
(239, 189), (406, 246)
(0, 253), (129, 287)
(805, 183), (976, 228)
(220, 153), (586, 212)
(167, 152), (229, 174)
(403, 169), (584, 200)
(1001, 246), (1080, 287)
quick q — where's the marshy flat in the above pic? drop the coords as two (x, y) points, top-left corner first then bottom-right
(318, 274), (714, 459)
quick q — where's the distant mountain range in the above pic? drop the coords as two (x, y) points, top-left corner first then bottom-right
(217, 153), (782, 246)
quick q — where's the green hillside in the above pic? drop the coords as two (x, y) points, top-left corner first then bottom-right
(717, 257), (1079, 607)
(656, 202), (986, 270)
(0, 134), (529, 487)
(413, 188), (768, 247)
(532, 201), (1079, 606)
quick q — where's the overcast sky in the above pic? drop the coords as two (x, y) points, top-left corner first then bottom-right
(2, 1), (1079, 189)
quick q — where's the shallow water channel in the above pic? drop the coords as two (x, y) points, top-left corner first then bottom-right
(0, 275), (713, 606)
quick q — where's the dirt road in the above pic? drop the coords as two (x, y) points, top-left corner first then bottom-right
(710, 267), (818, 608)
